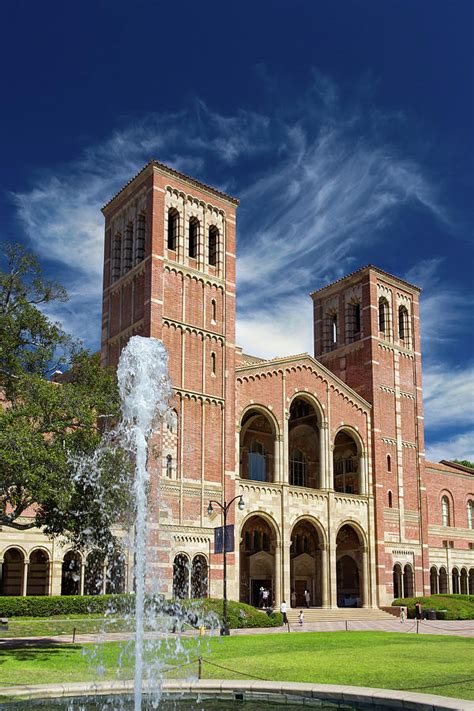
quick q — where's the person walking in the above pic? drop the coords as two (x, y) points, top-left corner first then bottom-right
(280, 600), (288, 625)
(262, 588), (269, 608)
(400, 606), (406, 623)
(291, 589), (297, 608)
(298, 610), (304, 625)
(304, 588), (310, 608)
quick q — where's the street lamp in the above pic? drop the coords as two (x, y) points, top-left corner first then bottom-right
(207, 494), (245, 635)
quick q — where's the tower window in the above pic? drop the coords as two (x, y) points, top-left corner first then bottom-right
(208, 226), (218, 267)
(441, 496), (450, 527)
(467, 500), (473, 530)
(290, 449), (307, 487)
(211, 298), (217, 323)
(398, 305), (409, 344)
(123, 222), (133, 273)
(166, 454), (172, 478)
(211, 351), (216, 376)
(167, 209), (179, 251)
(331, 314), (338, 345)
(388, 490), (393, 508)
(189, 218), (199, 259)
(135, 213), (145, 264)
(379, 297), (390, 336)
(346, 300), (361, 342)
(387, 454), (392, 472)
(112, 234), (121, 281)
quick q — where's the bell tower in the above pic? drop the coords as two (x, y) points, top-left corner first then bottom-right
(311, 265), (429, 604)
(100, 160), (239, 596)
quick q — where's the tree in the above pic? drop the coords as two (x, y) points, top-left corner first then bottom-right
(0, 244), (131, 549)
(453, 459), (474, 469)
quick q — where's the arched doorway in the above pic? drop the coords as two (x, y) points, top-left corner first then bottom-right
(84, 551), (105, 595)
(1, 548), (24, 596)
(240, 515), (277, 606)
(191, 555), (208, 598)
(439, 567), (448, 594)
(469, 568), (474, 595)
(27, 550), (49, 596)
(393, 564), (403, 599)
(240, 408), (277, 482)
(106, 551), (126, 594)
(403, 564), (414, 598)
(290, 520), (323, 607)
(288, 397), (321, 488)
(460, 568), (468, 594)
(333, 431), (360, 494)
(430, 566), (439, 595)
(173, 554), (190, 599)
(61, 551), (82, 595)
(452, 568), (460, 594)
(336, 525), (363, 607)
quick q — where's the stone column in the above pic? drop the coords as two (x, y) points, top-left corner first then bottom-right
(321, 545), (329, 608)
(50, 561), (63, 596)
(328, 516), (338, 608)
(199, 210), (206, 272)
(22, 560), (28, 596)
(274, 543), (281, 607)
(328, 443), (335, 490)
(102, 562), (108, 595)
(359, 452), (367, 495)
(361, 547), (369, 607)
(273, 436), (281, 483)
(319, 421), (329, 488)
(282, 413), (289, 484)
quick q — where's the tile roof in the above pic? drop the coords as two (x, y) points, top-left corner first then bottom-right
(310, 264), (421, 296)
(102, 159), (240, 211)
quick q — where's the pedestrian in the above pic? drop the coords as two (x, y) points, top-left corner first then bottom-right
(298, 610), (304, 625)
(291, 589), (297, 608)
(262, 588), (269, 608)
(304, 588), (310, 608)
(259, 586), (264, 608)
(400, 606), (405, 623)
(280, 599), (288, 625)
(415, 601), (422, 622)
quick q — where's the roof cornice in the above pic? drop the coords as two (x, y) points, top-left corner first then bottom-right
(310, 264), (421, 298)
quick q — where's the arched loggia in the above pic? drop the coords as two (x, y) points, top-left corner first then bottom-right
(240, 407), (278, 483)
(333, 429), (366, 495)
(239, 515), (278, 607)
(336, 524), (367, 608)
(290, 519), (326, 607)
(288, 396), (322, 489)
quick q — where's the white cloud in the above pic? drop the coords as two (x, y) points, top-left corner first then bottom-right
(423, 362), (474, 431)
(425, 430), (474, 464)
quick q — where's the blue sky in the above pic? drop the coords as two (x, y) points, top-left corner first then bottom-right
(1, 1), (473, 461)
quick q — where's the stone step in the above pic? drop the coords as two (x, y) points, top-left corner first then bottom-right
(285, 608), (394, 623)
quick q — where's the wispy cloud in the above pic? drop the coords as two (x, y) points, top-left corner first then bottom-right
(423, 362), (474, 431)
(425, 430), (474, 464)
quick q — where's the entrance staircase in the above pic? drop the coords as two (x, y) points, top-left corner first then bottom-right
(286, 607), (394, 623)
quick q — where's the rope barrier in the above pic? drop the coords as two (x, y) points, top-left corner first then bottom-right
(200, 658), (270, 682)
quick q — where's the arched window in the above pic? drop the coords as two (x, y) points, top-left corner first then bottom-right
(248, 440), (267, 481)
(173, 554), (190, 599)
(387, 454), (392, 472)
(208, 226), (218, 266)
(331, 314), (338, 345)
(135, 213), (145, 264)
(430, 567), (439, 595)
(211, 299), (217, 323)
(468, 500), (473, 529)
(188, 217), (199, 259)
(388, 490), (393, 508)
(191, 555), (208, 598)
(441, 496), (450, 527)
(398, 305), (409, 344)
(112, 234), (121, 281)
(452, 568), (460, 594)
(123, 223), (134, 273)
(167, 209), (179, 251)
(403, 564), (414, 598)
(290, 449), (307, 487)
(393, 564), (403, 599)
(439, 567), (448, 594)
(378, 297), (390, 336)
(210, 352), (216, 376)
(166, 454), (172, 478)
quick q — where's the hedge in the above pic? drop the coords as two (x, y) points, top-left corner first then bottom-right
(392, 594), (474, 620)
(0, 595), (283, 628)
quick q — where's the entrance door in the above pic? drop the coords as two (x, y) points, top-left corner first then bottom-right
(295, 579), (307, 606)
(251, 579), (272, 607)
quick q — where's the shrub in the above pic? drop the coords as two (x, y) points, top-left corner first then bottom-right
(184, 598), (283, 628)
(0, 594), (133, 618)
(392, 594), (474, 620)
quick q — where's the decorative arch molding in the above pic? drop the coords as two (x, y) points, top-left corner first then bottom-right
(239, 510), (281, 545)
(28, 547), (51, 562)
(335, 519), (368, 549)
(333, 425), (365, 454)
(287, 391), (325, 424)
(289, 515), (328, 548)
(1, 544), (28, 560)
(238, 403), (281, 438)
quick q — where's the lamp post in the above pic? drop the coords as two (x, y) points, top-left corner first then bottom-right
(207, 494), (245, 636)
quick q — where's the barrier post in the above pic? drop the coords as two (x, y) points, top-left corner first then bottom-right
(198, 657), (202, 679)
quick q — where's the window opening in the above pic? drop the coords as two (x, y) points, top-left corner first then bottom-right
(399, 305), (409, 343)
(167, 209), (179, 251)
(208, 226), (218, 266)
(441, 496), (450, 527)
(135, 214), (145, 264)
(166, 455), (172, 478)
(331, 314), (338, 345)
(379, 297), (389, 335)
(467, 500), (473, 530)
(388, 490), (393, 508)
(290, 449), (307, 487)
(112, 234), (121, 281)
(211, 299), (217, 323)
(211, 351), (216, 376)
(387, 454), (392, 472)
(189, 218), (199, 259)
(248, 440), (267, 481)
(123, 222), (133, 273)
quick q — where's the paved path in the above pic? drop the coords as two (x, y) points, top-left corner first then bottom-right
(1, 618), (473, 647)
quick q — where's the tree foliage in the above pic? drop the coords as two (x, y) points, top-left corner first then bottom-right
(453, 459), (474, 469)
(0, 244), (131, 548)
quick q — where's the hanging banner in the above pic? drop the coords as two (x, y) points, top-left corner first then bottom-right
(214, 524), (234, 553)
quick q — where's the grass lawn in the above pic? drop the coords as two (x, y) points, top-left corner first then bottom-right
(1, 615), (132, 638)
(0, 632), (473, 701)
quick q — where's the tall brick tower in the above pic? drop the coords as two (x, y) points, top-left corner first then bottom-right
(100, 160), (239, 596)
(311, 266), (429, 604)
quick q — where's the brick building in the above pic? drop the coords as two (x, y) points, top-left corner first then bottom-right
(1, 160), (473, 606)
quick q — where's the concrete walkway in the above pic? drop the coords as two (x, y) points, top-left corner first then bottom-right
(1, 617), (473, 647)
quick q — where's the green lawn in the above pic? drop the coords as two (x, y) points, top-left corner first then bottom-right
(0, 633), (472, 701)
(1, 615), (132, 638)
